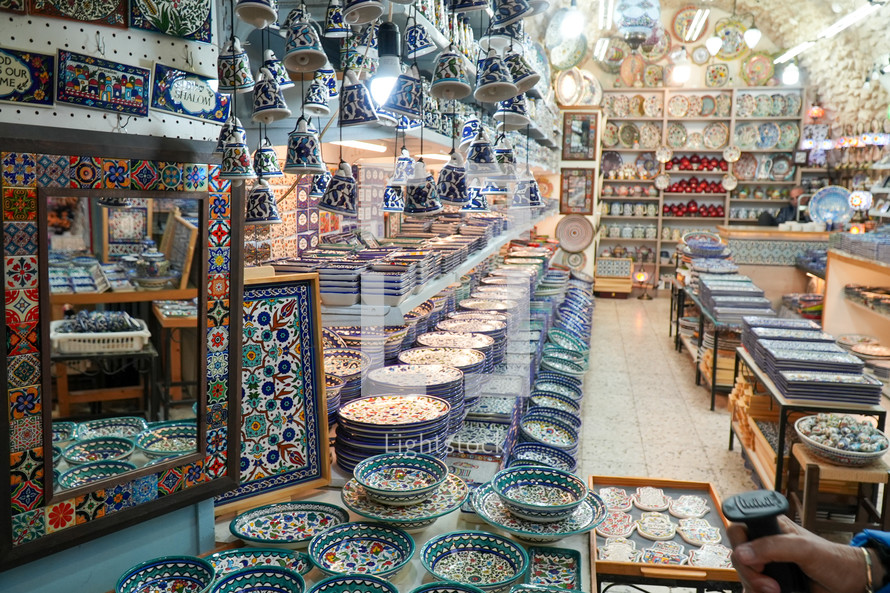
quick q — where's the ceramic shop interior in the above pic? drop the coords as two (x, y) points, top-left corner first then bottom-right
(6, 0), (890, 591)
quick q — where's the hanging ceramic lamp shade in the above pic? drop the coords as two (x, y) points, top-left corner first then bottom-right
(491, 136), (518, 181)
(527, 0), (549, 16)
(406, 23), (436, 60)
(220, 120), (256, 181)
(263, 49), (294, 91)
(245, 178), (283, 225)
(460, 186), (490, 212)
(527, 173), (543, 206)
(615, 0), (660, 46)
(343, 0), (384, 26)
(390, 147), (416, 187)
(235, 0), (279, 30)
(315, 62), (339, 99)
(339, 69), (380, 127)
(217, 37), (254, 94)
(474, 48), (519, 103)
(376, 106), (399, 127)
(437, 151), (469, 205)
(504, 51), (539, 94)
(494, 95), (530, 131)
(319, 160), (358, 215)
(465, 128), (501, 177)
(283, 14), (328, 73)
(310, 170), (332, 197)
(324, 0), (350, 38)
(252, 68), (292, 125)
(478, 21), (523, 53)
(303, 78), (331, 117)
(491, 0), (531, 28)
(382, 184), (405, 212)
(382, 64), (423, 119)
(284, 117), (326, 174)
(431, 48), (473, 100)
(459, 117), (481, 151)
(214, 118), (237, 155)
(449, 0), (487, 13)
(403, 161), (443, 217)
(253, 138), (285, 180)
(356, 23), (379, 58)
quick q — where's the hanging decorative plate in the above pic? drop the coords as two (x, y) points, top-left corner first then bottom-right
(700, 95), (716, 117)
(595, 511), (636, 539)
(778, 123), (800, 150)
(644, 65), (663, 87)
(755, 94), (773, 117)
(631, 94), (646, 116)
(722, 174), (738, 191)
(555, 215), (595, 252)
(641, 25), (671, 63)
(599, 487), (633, 512)
(640, 123), (661, 149)
(741, 53), (774, 86)
(691, 46), (711, 65)
(809, 186), (854, 226)
(723, 145), (741, 162)
(703, 122), (729, 149)
(602, 122), (619, 148)
(599, 37), (631, 74)
(755, 156), (773, 181)
(715, 18), (748, 60)
(644, 96), (663, 117)
(636, 153), (659, 180)
(785, 94), (802, 116)
(655, 173), (671, 190)
(734, 123), (758, 150)
(655, 146), (673, 163)
(672, 5), (709, 42)
(563, 251), (587, 271)
(686, 132), (704, 149)
(705, 64), (729, 87)
(714, 93), (732, 117)
(733, 153), (757, 180)
(736, 94), (756, 118)
(771, 94), (787, 117)
(550, 35), (588, 71)
(770, 154), (794, 181)
(131, 0), (211, 42)
(601, 151), (624, 176)
(578, 69), (603, 106)
(619, 54), (646, 87)
(668, 95), (689, 118)
(666, 122), (688, 148)
(756, 122), (781, 150)
(618, 122), (640, 148)
(29, 0), (126, 27)
(612, 94), (631, 117)
(686, 95), (703, 117)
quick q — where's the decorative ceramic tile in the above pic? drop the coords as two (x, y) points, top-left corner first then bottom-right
(104, 158), (130, 188)
(10, 479), (43, 513)
(207, 352), (228, 379)
(2, 187), (37, 220)
(0, 0), (26, 14)
(11, 415), (41, 451)
(28, 0), (126, 26)
(217, 279), (325, 506)
(130, 0), (211, 43)
(3, 292), (37, 325)
(206, 427), (227, 457)
(11, 508), (44, 546)
(106, 207), (147, 243)
(8, 353), (40, 390)
(208, 247), (230, 273)
(158, 467), (185, 496)
(207, 402), (227, 429)
(209, 192), (231, 219)
(205, 452), (227, 479)
(57, 51), (148, 115)
(209, 220), (231, 248)
(208, 274), (230, 299)
(7, 321), (39, 355)
(183, 164), (209, 191)
(9, 384), (41, 419)
(69, 156), (104, 188)
(208, 166), (230, 193)
(207, 299), (230, 328)
(36, 154), (69, 187)
(158, 162), (184, 190)
(208, 379), (228, 404)
(727, 239), (829, 266)
(45, 499), (76, 533)
(5, 255), (38, 289)
(131, 474), (158, 505)
(105, 482), (137, 513)
(2, 152), (37, 187)
(4, 221), (39, 255)
(183, 460), (206, 488)
(207, 326), (229, 353)
(130, 159), (160, 190)
(75, 491), (106, 524)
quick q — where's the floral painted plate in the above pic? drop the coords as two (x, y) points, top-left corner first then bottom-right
(677, 518), (723, 546)
(598, 487), (633, 512)
(367, 364), (464, 388)
(703, 122), (729, 149)
(686, 95), (703, 118)
(686, 132), (704, 149)
(778, 123), (800, 150)
(672, 5), (709, 42)
(734, 123), (757, 150)
(595, 511), (635, 538)
(639, 123), (661, 149)
(636, 152), (659, 180)
(666, 122), (687, 148)
(741, 53), (774, 86)
(785, 94), (802, 116)
(398, 347), (485, 368)
(509, 442), (577, 472)
(643, 64), (663, 88)
(655, 173), (671, 191)
(632, 487), (671, 511)
(669, 495), (710, 519)
(135, 423), (196, 458)
(771, 94), (787, 117)
(735, 93), (756, 118)
(700, 94), (716, 116)
(756, 122), (781, 150)
(754, 94), (773, 117)
(602, 122), (620, 148)
(635, 512), (677, 541)
(808, 186), (854, 226)
(641, 25), (671, 63)
(341, 475), (468, 531)
(733, 153), (757, 180)
(715, 18), (748, 60)
(770, 154), (794, 181)
(618, 122), (640, 148)
(208, 548), (313, 577)
(714, 93), (732, 117)
(230, 501), (350, 549)
(706, 64), (729, 88)
(643, 96), (662, 117)
(550, 34), (588, 71)
(338, 395), (451, 427)
(630, 94), (645, 116)
(619, 54), (646, 87)
(668, 95), (689, 118)
(308, 522), (415, 577)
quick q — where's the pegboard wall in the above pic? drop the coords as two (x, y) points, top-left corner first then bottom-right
(0, 4), (231, 142)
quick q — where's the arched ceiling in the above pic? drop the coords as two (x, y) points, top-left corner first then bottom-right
(528, 0), (890, 129)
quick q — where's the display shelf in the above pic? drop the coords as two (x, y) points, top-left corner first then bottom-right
(50, 287), (198, 305)
(605, 148), (655, 152)
(735, 117), (803, 121)
(661, 217), (723, 222)
(730, 198), (791, 202)
(745, 149), (799, 153)
(731, 419), (776, 490)
(667, 171), (728, 176)
(602, 179), (656, 183)
(601, 215), (660, 220)
(678, 333), (699, 362)
(734, 180), (797, 185)
(605, 117), (664, 121)
(670, 149), (728, 153)
(662, 193), (727, 198)
(673, 117), (733, 122)
(598, 237), (659, 243)
(601, 197), (661, 202)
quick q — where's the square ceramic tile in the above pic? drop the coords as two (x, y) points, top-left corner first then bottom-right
(45, 499), (77, 533)
(209, 192), (231, 219)
(130, 160), (161, 190)
(183, 164), (209, 191)
(206, 426), (227, 456)
(10, 447), (43, 485)
(105, 482), (137, 514)
(208, 165), (231, 192)
(131, 474), (158, 505)
(207, 298), (230, 327)
(208, 247), (230, 273)
(5, 255), (39, 289)
(104, 158), (130, 188)
(9, 384), (41, 419)
(158, 467), (184, 496)
(182, 460), (206, 488)
(208, 378), (228, 403)
(7, 321), (40, 355)
(4, 222), (39, 255)
(208, 220), (231, 248)
(208, 274), (230, 299)
(11, 479), (43, 513)
(69, 156), (104, 188)
(207, 326), (228, 352)
(158, 162), (184, 190)
(8, 353), (41, 387)
(36, 154), (69, 187)
(11, 508), (44, 545)
(206, 352), (228, 380)
(204, 452), (227, 480)
(75, 491), (106, 524)
(2, 187), (37, 221)
(207, 402), (228, 429)
(11, 416), (41, 451)
(2, 152), (37, 187)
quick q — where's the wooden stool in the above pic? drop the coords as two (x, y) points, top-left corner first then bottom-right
(786, 443), (890, 533)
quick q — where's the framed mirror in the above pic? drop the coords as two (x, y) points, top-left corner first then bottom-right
(1, 139), (243, 569)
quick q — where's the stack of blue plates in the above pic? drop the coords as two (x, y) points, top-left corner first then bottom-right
(323, 349), (372, 407)
(416, 331), (496, 377)
(335, 394), (451, 473)
(405, 300), (435, 336)
(436, 318), (508, 366)
(398, 347), (487, 409)
(366, 364), (465, 435)
(458, 299), (519, 333)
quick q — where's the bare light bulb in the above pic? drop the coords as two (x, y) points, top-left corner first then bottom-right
(743, 26), (761, 49)
(562, 8), (585, 38)
(705, 35), (722, 56)
(782, 63), (800, 85)
(672, 63), (691, 84)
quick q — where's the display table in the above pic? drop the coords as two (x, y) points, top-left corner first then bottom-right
(151, 304), (198, 418)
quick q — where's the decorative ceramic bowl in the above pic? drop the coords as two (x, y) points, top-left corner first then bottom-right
(52, 445), (62, 467)
(540, 356), (586, 377)
(529, 392), (581, 415)
(116, 555), (214, 593)
(307, 522), (415, 578)
(420, 531), (529, 593)
(325, 375), (345, 399)
(409, 583), (486, 593)
(62, 436), (135, 465)
(306, 575), (398, 593)
(209, 566), (305, 593)
(507, 443), (577, 473)
(794, 416), (889, 466)
(519, 414), (579, 452)
(75, 416), (149, 440)
(207, 548), (312, 577)
(59, 460), (136, 489)
(524, 408), (582, 431)
(230, 501), (350, 549)
(547, 328), (588, 354)
(135, 423), (198, 458)
(52, 421), (78, 444)
(541, 346), (587, 366)
(491, 466), (588, 523)
(353, 452), (449, 506)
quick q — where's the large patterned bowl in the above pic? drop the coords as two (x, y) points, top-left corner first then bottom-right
(519, 414), (579, 452)
(63, 436), (135, 465)
(420, 531), (529, 593)
(230, 502), (350, 549)
(75, 416), (149, 440)
(207, 548), (312, 577)
(52, 421), (78, 444)
(307, 575), (398, 593)
(507, 442), (577, 473)
(307, 522), (415, 578)
(409, 583), (486, 593)
(59, 460), (136, 490)
(209, 566), (305, 593)
(135, 423), (198, 458)
(353, 452), (449, 506)
(116, 555), (215, 593)
(491, 466), (588, 523)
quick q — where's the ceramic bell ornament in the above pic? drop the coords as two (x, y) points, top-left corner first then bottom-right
(448, 0), (488, 13)
(280, 6), (307, 31)
(491, 0), (531, 28)
(406, 22), (436, 60)
(338, 69), (380, 127)
(460, 186), (490, 212)
(310, 170), (332, 197)
(343, 0), (384, 26)
(253, 137), (285, 179)
(235, 0), (279, 29)
(220, 120), (257, 181)
(214, 118), (237, 154)
(390, 147), (416, 186)
(245, 178), (283, 225)
(263, 49), (294, 91)
(315, 61), (339, 99)
(474, 48), (519, 103)
(504, 51), (539, 94)
(252, 68), (292, 124)
(431, 48), (472, 100)
(324, 0), (350, 38)
(319, 160), (358, 215)
(479, 20), (522, 52)
(356, 23), (379, 59)
(492, 136), (518, 181)
(303, 78), (331, 117)
(459, 116), (481, 151)
(284, 117), (326, 174)
(494, 94), (530, 131)
(382, 64), (423, 119)
(284, 13), (328, 73)
(376, 106), (399, 127)
(382, 184), (405, 212)
(403, 160), (443, 216)
(465, 128), (500, 177)
(437, 151), (469, 205)
(218, 38), (254, 94)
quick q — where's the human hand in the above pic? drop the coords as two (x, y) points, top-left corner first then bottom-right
(727, 515), (866, 593)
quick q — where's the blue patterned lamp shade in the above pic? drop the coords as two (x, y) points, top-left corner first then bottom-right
(382, 184), (405, 212)
(460, 186), (490, 212)
(437, 152), (469, 205)
(245, 178), (283, 225)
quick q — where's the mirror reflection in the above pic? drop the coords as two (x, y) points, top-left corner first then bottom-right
(42, 193), (206, 494)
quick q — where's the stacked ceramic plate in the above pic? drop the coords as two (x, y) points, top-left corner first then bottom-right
(398, 347), (486, 409)
(330, 325), (409, 365)
(366, 364), (465, 435)
(405, 299), (435, 335)
(361, 265), (418, 306)
(335, 395), (452, 472)
(325, 375), (345, 426)
(416, 331), (496, 376)
(318, 261), (368, 307)
(436, 318), (508, 366)
(323, 348), (372, 407)
(458, 299), (520, 332)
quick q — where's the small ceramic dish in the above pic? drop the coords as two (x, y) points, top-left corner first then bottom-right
(598, 487), (633, 512)
(307, 522), (415, 578)
(508, 442), (577, 473)
(408, 582), (486, 593)
(58, 460), (136, 490)
(353, 452), (449, 506)
(523, 408), (582, 431)
(420, 531), (529, 593)
(526, 546), (582, 590)
(207, 548), (312, 577)
(63, 436), (135, 465)
(306, 575), (398, 593)
(635, 512), (677, 541)
(116, 555), (214, 593)
(52, 421), (78, 444)
(209, 566), (305, 593)
(491, 466), (588, 523)
(230, 501), (350, 549)
(597, 537), (640, 562)
(52, 445), (62, 467)
(135, 423), (197, 458)
(75, 416), (149, 440)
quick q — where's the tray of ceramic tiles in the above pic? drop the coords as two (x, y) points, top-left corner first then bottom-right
(588, 476), (739, 583)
